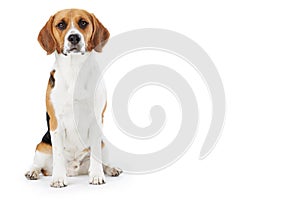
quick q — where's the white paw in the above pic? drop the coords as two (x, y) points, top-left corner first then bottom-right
(89, 172), (106, 185)
(50, 176), (68, 188)
(25, 170), (40, 180)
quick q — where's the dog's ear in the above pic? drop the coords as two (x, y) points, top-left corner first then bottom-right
(88, 14), (110, 52)
(38, 16), (56, 55)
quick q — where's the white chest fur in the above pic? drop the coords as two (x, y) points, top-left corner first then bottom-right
(50, 51), (107, 163)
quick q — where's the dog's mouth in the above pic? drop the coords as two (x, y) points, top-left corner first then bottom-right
(63, 46), (85, 56)
(69, 47), (80, 53)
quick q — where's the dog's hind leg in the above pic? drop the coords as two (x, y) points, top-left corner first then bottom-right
(25, 142), (53, 180)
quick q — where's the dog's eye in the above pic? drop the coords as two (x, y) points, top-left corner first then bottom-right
(78, 19), (88, 29)
(56, 21), (67, 30)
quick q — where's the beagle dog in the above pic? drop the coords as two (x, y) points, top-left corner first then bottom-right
(25, 9), (122, 188)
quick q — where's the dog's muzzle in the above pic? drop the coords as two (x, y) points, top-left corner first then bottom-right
(63, 32), (86, 55)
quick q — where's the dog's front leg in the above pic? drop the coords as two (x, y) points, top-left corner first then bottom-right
(89, 122), (105, 185)
(50, 127), (67, 188)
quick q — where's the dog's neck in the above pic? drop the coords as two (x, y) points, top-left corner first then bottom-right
(54, 51), (92, 88)
(55, 51), (92, 73)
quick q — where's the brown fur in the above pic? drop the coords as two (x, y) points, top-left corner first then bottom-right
(36, 142), (52, 154)
(46, 70), (57, 131)
(88, 13), (110, 52)
(38, 16), (56, 55)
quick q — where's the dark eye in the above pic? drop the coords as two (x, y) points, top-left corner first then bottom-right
(56, 21), (67, 30)
(78, 19), (88, 29)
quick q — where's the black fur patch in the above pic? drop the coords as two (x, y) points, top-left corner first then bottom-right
(49, 70), (55, 88)
(41, 112), (52, 145)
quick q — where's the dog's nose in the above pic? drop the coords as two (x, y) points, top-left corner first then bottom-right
(68, 34), (81, 45)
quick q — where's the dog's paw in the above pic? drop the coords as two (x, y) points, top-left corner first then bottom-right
(104, 166), (123, 177)
(89, 172), (106, 185)
(50, 177), (68, 188)
(25, 170), (40, 180)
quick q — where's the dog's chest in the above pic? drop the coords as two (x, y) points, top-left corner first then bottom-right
(50, 54), (97, 155)
(49, 53), (107, 163)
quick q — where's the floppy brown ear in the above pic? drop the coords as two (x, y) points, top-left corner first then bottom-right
(38, 16), (56, 55)
(89, 14), (110, 52)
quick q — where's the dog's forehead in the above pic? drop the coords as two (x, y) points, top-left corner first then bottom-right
(53, 9), (91, 23)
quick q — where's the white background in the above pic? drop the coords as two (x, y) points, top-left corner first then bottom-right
(0, 0), (299, 199)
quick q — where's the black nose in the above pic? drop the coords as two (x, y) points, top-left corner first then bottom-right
(68, 34), (81, 45)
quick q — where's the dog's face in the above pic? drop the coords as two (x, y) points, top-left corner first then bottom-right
(38, 9), (109, 55)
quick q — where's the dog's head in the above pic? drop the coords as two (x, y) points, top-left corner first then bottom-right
(38, 9), (109, 55)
